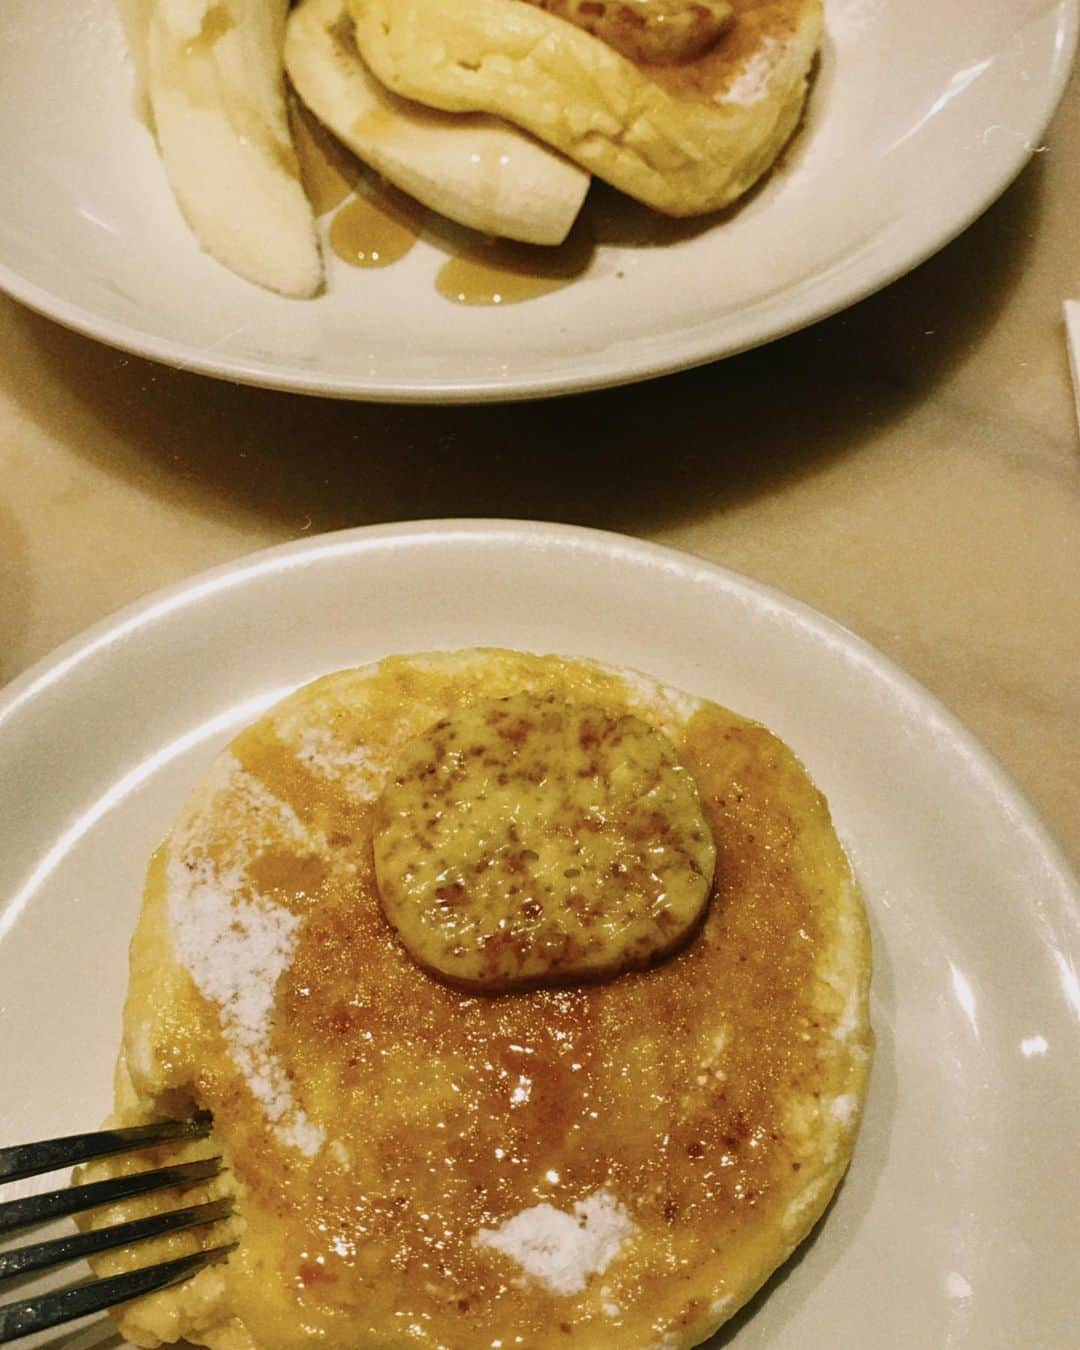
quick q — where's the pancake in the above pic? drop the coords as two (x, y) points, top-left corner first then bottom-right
(346, 0), (824, 215)
(82, 648), (871, 1349)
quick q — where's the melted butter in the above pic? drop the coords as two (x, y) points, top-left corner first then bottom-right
(290, 100), (361, 217)
(436, 226), (593, 306)
(329, 185), (422, 268)
(372, 692), (716, 989)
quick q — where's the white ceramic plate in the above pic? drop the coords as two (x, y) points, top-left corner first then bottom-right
(0, 521), (1077, 1346)
(0, 2), (1076, 402)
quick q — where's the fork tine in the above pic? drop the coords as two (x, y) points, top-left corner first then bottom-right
(0, 1157), (223, 1236)
(0, 1196), (233, 1281)
(0, 1244), (234, 1343)
(0, 1118), (211, 1185)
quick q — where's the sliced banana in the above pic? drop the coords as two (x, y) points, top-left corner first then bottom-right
(284, 0), (590, 246)
(143, 0), (323, 297)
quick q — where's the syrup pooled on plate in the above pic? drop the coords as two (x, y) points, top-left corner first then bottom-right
(328, 187), (423, 268)
(436, 225), (594, 306)
(293, 102), (421, 270)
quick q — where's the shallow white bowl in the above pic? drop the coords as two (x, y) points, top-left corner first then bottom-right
(0, 522), (1076, 1345)
(0, 1), (1076, 401)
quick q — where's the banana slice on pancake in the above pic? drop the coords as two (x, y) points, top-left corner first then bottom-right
(347, 0), (823, 215)
(537, 0), (735, 65)
(285, 0), (590, 245)
(138, 0), (323, 296)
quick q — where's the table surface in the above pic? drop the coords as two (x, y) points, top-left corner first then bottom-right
(1, 73), (1077, 874)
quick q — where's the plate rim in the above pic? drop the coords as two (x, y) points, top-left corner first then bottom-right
(0, 2), (1076, 403)
(1, 518), (1077, 916)
(1, 519), (1077, 1346)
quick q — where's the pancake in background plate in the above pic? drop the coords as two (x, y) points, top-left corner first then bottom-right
(82, 648), (871, 1349)
(347, 0), (824, 214)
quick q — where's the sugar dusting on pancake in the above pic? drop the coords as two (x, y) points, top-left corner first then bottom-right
(165, 753), (325, 1157)
(721, 35), (788, 105)
(83, 649), (872, 1350)
(476, 1188), (635, 1293)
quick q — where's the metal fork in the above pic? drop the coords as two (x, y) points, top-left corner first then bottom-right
(0, 1117), (234, 1343)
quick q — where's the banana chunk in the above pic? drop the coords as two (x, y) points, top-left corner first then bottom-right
(373, 692), (716, 990)
(143, 0), (323, 296)
(285, 0), (590, 246)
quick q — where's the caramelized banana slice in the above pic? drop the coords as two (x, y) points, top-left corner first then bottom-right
(535, 0), (733, 65)
(373, 692), (716, 990)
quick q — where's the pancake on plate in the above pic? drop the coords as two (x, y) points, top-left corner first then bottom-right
(346, 0), (824, 214)
(81, 648), (871, 1349)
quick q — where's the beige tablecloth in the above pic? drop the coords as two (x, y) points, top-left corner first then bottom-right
(1, 75), (1076, 868)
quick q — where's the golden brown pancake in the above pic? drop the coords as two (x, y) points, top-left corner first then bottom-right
(346, 0), (824, 214)
(83, 649), (871, 1349)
